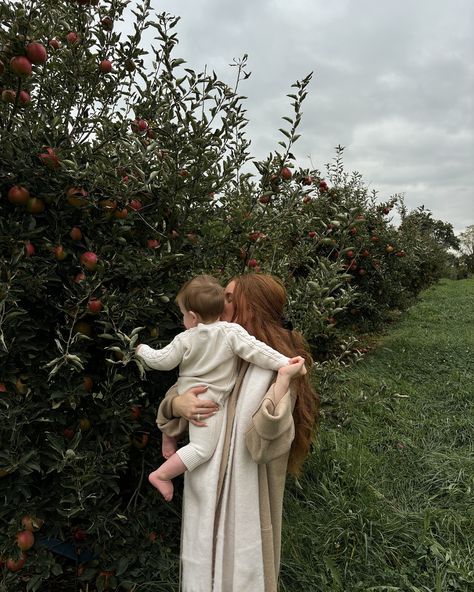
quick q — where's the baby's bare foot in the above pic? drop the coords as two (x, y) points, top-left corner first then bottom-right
(148, 471), (174, 502)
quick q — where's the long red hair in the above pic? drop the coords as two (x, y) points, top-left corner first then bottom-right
(230, 274), (319, 475)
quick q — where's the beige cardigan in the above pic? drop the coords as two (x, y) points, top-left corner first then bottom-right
(157, 361), (295, 592)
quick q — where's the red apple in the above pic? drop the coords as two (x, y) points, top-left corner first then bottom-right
(63, 428), (75, 440)
(66, 32), (80, 46)
(125, 59), (136, 72)
(39, 147), (60, 169)
(16, 530), (34, 551)
(6, 555), (26, 572)
(53, 245), (67, 260)
(382, 207), (391, 215)
(88, 298), (103, 314)
(49, 38), (61, 50)
(130, 405), (141, 420)
(131, 119), (147, 133)
(26, 197), (45, 214)
(308, 231), (317, 238)
(247, 259), (258, 268)
(74, 272), (86, 284)
(8, 185), (30, 205)
(128, 199), (142, 211)
(99, 59), (112, 73)
(346, 250), (355, 259)
(70, 227), (82, 241)
(0, 383), (7, 392)
(18, 90), (31, 106)
(100, 17), (113, 31)
(178, 168), (189, 177)
(301, 175), (313, 185)
(26, 42), (48, 65)
(10, 56), (32, 77)
(259, 195), (270, 204)
(147, 239), (160, 249)
(80, 251), (98, 271)
(302, 196), (312, 204)
(370, 235), (379, 243)
(280, 167), (292, 180)
(319, 180), (328, 192)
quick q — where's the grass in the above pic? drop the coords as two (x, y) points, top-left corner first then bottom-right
(281, 278), (474, 592)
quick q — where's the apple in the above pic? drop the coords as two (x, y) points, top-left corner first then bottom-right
(66, 32), (80, 46)
(63, 428), (75, 440)
(53, 245), (67, 260)
(259, 195), (270, 204)
(70, 227), (82, 241)
(8, 185), (30, 205)
(128, 199), (142, 211)
(99, 59), (112, 73)
(10, 56), (32, 77)
(319, 180), (328, 192)
(358, 268), (367, 276)
(308, 231), (317, 238)
(26, 42), (48, 65)
(114, 208), (128, 219)
(396, 250), (406, 257)
(349, 227), (357, 235)
(148, 531), (158, 543)
(302, 196), (312, 204)
(361, 249), (370, 257)
(147, 239), (160, 249)
(88, 298), (103, 314)
(74, 272), (86, 284)
(39, 147), (60, 169)
(49, 38), (61, 50)
(2, 89), (16, 103)
(130, 405), (141, 420)
(16, 530), (35, 551)
(247, 259), (258, 268)
(382, 207), (391, 215)
(385, 245), (394, 253)
(147, 128), (156, 139)
(100, 17), (113, 31)
(346, 250), (355, 259)
(6, 555), (26, 572)
(79, 418), (91, 431)
(131, 119), (147, 133)
(73, 528), (87, 542)
(0, 383), (7, 393)
(301, 175), (313, 186)
(80, 251), (98, 271)
(178, 168), (189, 177)
(74, 322), (92, 337)
(26, 197), (45, 214)
(370, 235), (379, 243)
(18, 90), (31, 106)
(67, 186), (89, 207)
(280, 167), (292, 180)
(83, 376), (93, 392)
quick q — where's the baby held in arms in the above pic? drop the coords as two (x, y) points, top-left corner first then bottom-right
(135, 274), (304, 501)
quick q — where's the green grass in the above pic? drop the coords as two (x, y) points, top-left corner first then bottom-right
(281, 278), (474, 592)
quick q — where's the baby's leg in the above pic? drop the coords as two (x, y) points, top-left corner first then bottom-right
(148, 453), (187, 502)
(176, 403), (224, 472)
(162, 433), (177, 459)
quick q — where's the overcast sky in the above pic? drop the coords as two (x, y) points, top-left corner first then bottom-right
(145, 0), (473, 234)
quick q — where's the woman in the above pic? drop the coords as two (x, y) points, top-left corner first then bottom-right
(157, 274), (318, 592)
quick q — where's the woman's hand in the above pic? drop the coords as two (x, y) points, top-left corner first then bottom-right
(172, 386), (219, 427)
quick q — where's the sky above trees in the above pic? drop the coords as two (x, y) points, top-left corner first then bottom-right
(135, 0), (473, 234)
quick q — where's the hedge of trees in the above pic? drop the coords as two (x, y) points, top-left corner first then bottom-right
(0, 1), (460, 590)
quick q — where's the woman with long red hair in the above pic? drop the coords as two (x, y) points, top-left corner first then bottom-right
(157, 273), (319, 591)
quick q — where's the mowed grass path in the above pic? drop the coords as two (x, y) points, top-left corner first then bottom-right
(281, 278), (474, 592)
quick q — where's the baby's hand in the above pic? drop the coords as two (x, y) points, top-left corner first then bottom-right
(279, 356), (307, 379)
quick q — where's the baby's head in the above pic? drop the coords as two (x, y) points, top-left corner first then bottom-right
(176, 275), (224, 328)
